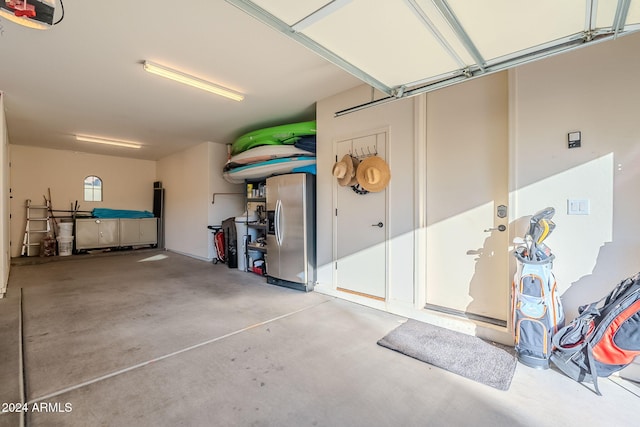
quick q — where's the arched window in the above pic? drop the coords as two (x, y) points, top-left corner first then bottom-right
(84, 175), (103, 202)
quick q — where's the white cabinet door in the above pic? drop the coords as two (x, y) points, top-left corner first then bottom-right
(118, 219), (141, 246)
(138, 218), (157, 245)
(76, 219), (119, 249)
(119, 218), (157, 246)
(76, 219), (100, 249)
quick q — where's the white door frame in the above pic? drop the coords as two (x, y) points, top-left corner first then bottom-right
(413, 95), (428, 310)
(332, 128), (390, 302)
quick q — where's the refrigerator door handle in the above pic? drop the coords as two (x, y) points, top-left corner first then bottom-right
(275, 199), (282, 246)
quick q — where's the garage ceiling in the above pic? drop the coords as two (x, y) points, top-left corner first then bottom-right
(228, 0), (640, 114)
(0, 1), (362, 160)
(1, 1), (638, 160)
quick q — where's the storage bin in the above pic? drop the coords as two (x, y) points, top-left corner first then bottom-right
(57, 236), (74, 256)
(58, 222), (73, 237)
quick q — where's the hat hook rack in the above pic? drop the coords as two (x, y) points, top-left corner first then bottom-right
(349, 145), (377, 160)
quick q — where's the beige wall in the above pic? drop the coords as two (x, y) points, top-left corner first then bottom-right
(512, 32), (640, 321)
(208, 142), (245, 249)
(1, 94), (9, 294)
(9, 145), (156, 257)
(8, 140), (243, 263)
(315, 85), (416, 308)
(157, 142), (244, 261)
(315, 31), (640, 345)
(156, 143), (210, 259)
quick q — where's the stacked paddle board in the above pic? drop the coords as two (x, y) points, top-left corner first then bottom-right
(223, 121), (316, 184)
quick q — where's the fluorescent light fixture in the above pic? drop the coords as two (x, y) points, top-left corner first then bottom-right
(142, 61), (244, 101)
(75, 135), (142, 149)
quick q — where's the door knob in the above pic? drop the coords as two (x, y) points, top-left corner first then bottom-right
(372, 222), (383, 228)
(484, 224), (506, 232)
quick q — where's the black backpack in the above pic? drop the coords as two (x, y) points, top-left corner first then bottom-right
(550, 272), (640, 395)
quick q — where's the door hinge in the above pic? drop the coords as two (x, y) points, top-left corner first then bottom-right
(335, 261), (337, 270)
(335, 208), (338, 216)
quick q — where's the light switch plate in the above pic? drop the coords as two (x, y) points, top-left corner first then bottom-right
(567, 199), (590, 215)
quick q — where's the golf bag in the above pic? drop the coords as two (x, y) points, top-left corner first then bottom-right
(221, 217), (237, 269)
(512, 207), (565, 369)
(551, 272), (640, 395)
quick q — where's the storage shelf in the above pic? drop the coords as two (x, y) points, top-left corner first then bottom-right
(247, 197), (266, 203)
(247, 243), (267, 253)
(247, 222), (267, 229)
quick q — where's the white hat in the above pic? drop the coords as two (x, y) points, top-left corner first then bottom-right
(332, 154), (360, 186)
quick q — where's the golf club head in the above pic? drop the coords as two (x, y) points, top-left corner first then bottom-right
(526, 207), (556, 245)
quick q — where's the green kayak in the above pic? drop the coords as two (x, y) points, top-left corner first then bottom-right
(231, 120), (316, 155)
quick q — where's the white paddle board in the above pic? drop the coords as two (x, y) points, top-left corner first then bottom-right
(222, 157), (316, 184)
(224, 145), (313, 171)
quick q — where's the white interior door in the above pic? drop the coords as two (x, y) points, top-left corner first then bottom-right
(335, 132), (387, 300)
(425, 72), (510, 325)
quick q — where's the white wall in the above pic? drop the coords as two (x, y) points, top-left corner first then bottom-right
(0, 93), (9, 294)
(157, 142), (243, 261)
(9, 145), (156, 258)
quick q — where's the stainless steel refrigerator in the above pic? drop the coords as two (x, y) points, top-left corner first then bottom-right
(266, 173), (316, 291)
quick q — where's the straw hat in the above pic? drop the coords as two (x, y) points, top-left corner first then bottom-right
(332, 154), (359, 186)
(356, 155), (390, 192)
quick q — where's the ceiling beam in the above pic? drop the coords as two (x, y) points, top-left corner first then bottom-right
(430, 0), (486, 71)
(291, 0), (353, 32)
(403, 0), (468, 69)
(225, 0), (393, 96)
(585, 0), (597, 36)
(336, 28), (636, 116)
(612, 0), (632, 36)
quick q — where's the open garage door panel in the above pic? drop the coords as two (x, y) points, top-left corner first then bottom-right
(228, 0), (640, 112)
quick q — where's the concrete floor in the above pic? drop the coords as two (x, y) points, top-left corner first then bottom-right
(1, 250), (638, 427)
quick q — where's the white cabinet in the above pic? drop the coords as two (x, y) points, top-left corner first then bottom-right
(119, 218), (157, 246)
(76, 219), (119, 249)
(75, 218), (157, 250)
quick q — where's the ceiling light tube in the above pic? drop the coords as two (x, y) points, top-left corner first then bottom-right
(75, 135), (142, 149)
(143, 61), (244, 101)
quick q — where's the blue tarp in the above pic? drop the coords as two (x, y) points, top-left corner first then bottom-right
(291, 164), (316, 175)
(92, 208), (154, 219)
